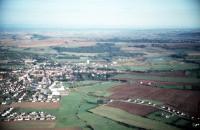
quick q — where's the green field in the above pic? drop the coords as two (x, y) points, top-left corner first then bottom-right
(90, 105), (183, 130)
(113, 61), (199, 71)
(158, 85), (192, 90)
(174, 119), (191, 127)
(62, 80), (101, 88)
(76, 81), (121, 97)
(113, 74), (200, 83)
(55, 81), (135, 130)
(147, 111), (180, 124)
(147, 110), (192, 128)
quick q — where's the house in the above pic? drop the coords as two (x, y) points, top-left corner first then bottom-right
(52, 91), (60, 96)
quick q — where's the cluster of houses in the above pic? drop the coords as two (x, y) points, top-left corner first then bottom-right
(0, 59), (120, 122)
(0, 76), (26, 105)
(0, 61), (69, 105)
(160, 106), (200, 128)
(0, 107), (56, 122)
(160, 105), (200, 122)
(139, 81), (152, 86)
(125, 98), (157, 107)
(160, 112), (174, 119)
(28, 92), (60, 103)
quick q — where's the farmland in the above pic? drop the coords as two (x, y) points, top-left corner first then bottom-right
(4, 81), (136, 130)
(90, 105), (182, 130)
(109, 83), (200, 116)
(1, 29), (200, 130)
(111, 74), (200, 83)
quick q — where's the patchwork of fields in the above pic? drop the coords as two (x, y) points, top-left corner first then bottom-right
(1, 30), (200, 130)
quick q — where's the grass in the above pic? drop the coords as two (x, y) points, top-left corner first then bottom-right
(14, 81), (187, 130)
(76, 81), (121, 97)
(113, 74), (200, 83)
(62, 52), (100, 56)
(147, 111), (192, 128)
(174, 119), (191, 127)
(90, 105), (183, 130)
(78, 99), (135, 130)
(113, 61), (199, 71)
(62, 80), (100, 88)
(55, 92), (85, 128)
(158, 85), (192, 90)
(55, 81), (134, 130)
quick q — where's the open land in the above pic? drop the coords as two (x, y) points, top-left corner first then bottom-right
(0, 29), (200, 130)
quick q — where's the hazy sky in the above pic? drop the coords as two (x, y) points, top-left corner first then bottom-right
(0, 0), (200, 29)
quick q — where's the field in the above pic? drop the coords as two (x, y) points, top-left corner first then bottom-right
(11, 102), (59, 109)
(1, 29), (200, 130)
(113, 62), (199, 71)
(109, 83), (200, 116)
(108, 101), (157, 116)
(54, 81), (135, 130)
(90, 105), (182, 130)
(112, 73), (200, 83)
(0, 120), (56, 130)
(147, 111), (180, 124)
(146, 111), (192, 129)
(8, 81), (136, 130)
(134, 79), (195, 90)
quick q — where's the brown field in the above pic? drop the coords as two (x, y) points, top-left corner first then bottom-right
(0, 38), (96, 48)
(18, 39), (65, 47)
(109, 84), (200, 116)
(0, 120), (55, 130)
(1, 128), (80, 130)
(115, 59), (147, 66)
(0, 121), (80, 130)
(10, 102), (59, 109)
(108, 101), (157, 116)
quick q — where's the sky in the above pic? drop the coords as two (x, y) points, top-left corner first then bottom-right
(0, 0), (200, 29)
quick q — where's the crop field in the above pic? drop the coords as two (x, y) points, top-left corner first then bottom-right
(135, 79), (195, 90)
(62, 80), (101, 88)
(0, 120), (56, 130)
(158, 85), (192, 90)
(146, 111), (192, 128)
(112, 74), (200, 83)
(11, 102), (59, 109)
(108, 101), (157, 116)
(54, 81), (135, 130)
(174, 119), (191, 128)
(109, 83), (200, 116)
(76, 81), (122, 97)
(147, 111), (180, 124)
(112, 60), (199, 71)
(1, 28), (200, 130)
(90, 105), (182, 130)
